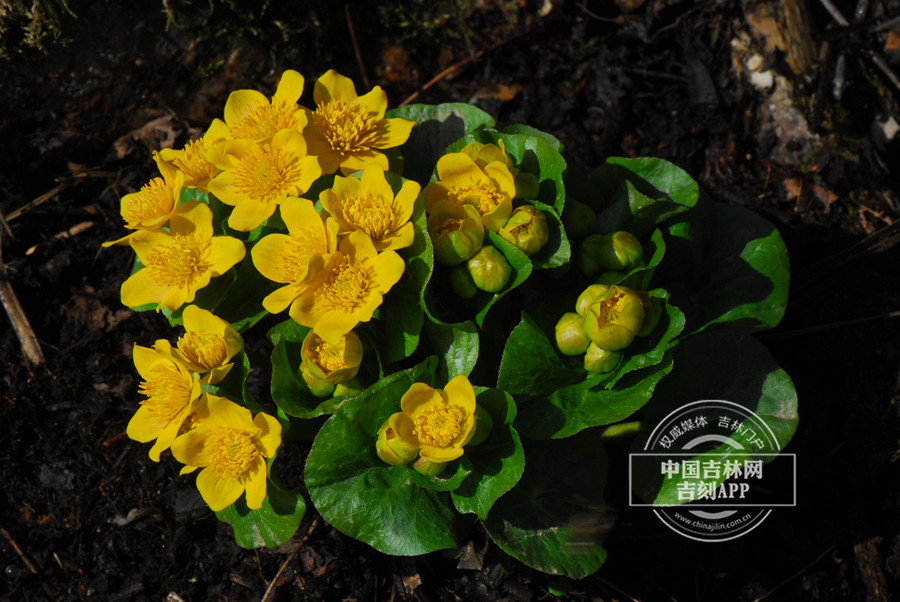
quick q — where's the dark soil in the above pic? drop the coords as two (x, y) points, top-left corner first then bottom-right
(2, 1), (900, 600)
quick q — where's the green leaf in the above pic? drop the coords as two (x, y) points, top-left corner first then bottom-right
(423, 318), (480, 382)
(515, 353), (675, 440)
(685, 203), (790, 335)
(590, 157), (699, 237)
(305, 358), (466, 556)
(209, 254), (276, 333)
(502, 124), (565, 154)
(380, 179), (432, 364)
(215, 480), (306, 549)
(451, 388), (524, 520)
(388, 103), (495, 186)
(267, 319), (342, 418)
(482, 432), (608, 578)
(631, 329), (799, 505)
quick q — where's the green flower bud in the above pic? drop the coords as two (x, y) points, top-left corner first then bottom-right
(466, 406), (494, 447)
(582, 285), (645, 351)
(300, 362), (335, 397)
(514, 172), (539, 200)
(301, 330), (363, 384)
(497, 204), (549, 256)
(562, 200), (597, 241)
(412, 457), (447, 476)
(584, 343), (622, 373)
(578, 231), (643, 275)
(467, 245), (512, 293)
(555, 311), (591, 355)
(449, 264), (478, 299)
(428, 201), (485, 266)
(637, 293), (662, 337)
(575, 284), (611, 316)
(376, 415), (419, 466)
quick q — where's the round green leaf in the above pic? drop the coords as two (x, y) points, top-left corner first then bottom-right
(482, 433), (608, 578)
(267, 319), (342, 418)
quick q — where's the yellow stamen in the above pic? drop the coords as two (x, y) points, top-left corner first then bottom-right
(314, 257), (372, 312)
(209, 430), (259, 479)
(430, 216), (462, 238)
(279, 230), (328, 282)
(314, 100), (378, 152)
(310, 337), (347, 373)
(230, 99), (304, 140)
(414, 404), (466, 448)
(170, 139), (214, 186)
(233, 146), (304, 204)
(177, 332), (227, 370)
(122, 178), (173, 225)
(342, 193), (393, 240)
(138, 365), (192, 427)
(451, 184), (503, 216)
(146, 234), (211, 289)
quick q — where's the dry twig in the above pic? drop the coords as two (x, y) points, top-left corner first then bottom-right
(260, 518), (319, 602)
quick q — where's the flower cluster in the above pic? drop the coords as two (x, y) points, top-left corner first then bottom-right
(424, 141), (548, 295)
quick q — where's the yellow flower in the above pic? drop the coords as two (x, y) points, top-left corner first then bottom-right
(102, 151), (184, 247)
(158, 120), (230, 192)
(251, 198), (339, 314)
(126, 340), (202, 461)
(173, 305), (243, 385)
(427, 200), (484, 266)
(219, 69), (307, 141)
(170, 394), (282, 512)
(303, 69), (414, 175)
(120, 201), (246, 311)
(459, 140), (515, 172)
(300, 329), (363, 384)
(208, 129), (322, 231)
(289, 230), (405, 346)
(320, 164), (418, 252)
(389, 375), (477, 463)
(424, 151), (515, 232)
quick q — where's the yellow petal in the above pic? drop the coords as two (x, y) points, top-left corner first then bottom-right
(443, 375), (477, 415)
(132, 343), (165, 379)
(253, 412), (283, 457)
(120, 268), (167, 309)
(126, 405), (164, 444)
(355, 86), (388, 119)
(251, 233), (294, 283)
(224, 90), (269, 130)
(263, 284), (302, 314)
(242, 456), (268, 509)
(418, 445), (464, 463)
(372, 249), (406, 294)
(170, 428), (215, 467)
(312, 310), (360, 347)
(401, 383), (442, 418)
(389, 412), (419, 449)
(371, 117), (415, 149)
(359, 164), (393, 203)
(196, 466), (244, 512)
(227, 198), (277, 232)
(202, 395), (254, 431)
(274, 69), (304, 104)
(207, 236), (247, 276)
(148, 410), (190, 462)
(339, 149), (388, 176)
(436, 153), (490, 189)
(314, 69), (357, 105)
(423, 182), (452, 214)
(281, 198), (325, 235)
(170, 201), (214, 239)
(393, 179), (420, 225)
(379, 222), (415, 252)
(182, 305), (225, 336)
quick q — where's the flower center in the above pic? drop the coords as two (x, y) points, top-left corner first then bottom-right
(310, 337), (347, 374)
(314, 100), (377, 153)
(429, 216), (462, 238)
(178, 332), (228, 370)
(138, 364), (192, 427)
(230, 99), (304, 140)
(591, 291), (625, 325)
(146, 233), (211, 289)
(171, 139), (215, 187)
(451, 184), (504, 216)
(342, 193), (393, 240)
(209, 430), (259, 480)
(233, 145), (304, 204)
(314, 256), (372, 312)
(122, 177), (174, 226)
(279, 229), (328, 282)
(414, 404), (465, 448)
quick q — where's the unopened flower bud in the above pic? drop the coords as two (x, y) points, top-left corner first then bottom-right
(497, 205), (549, 256)
(578, 231), (643, 275)
(301, 330), (363, 384)
(562, 200), (597, 241)
(449, 264), (478, 299)
(637, 294), (662, 337)
(300, 362), (335, 397)
(467, 246), (512, 293)
(575, 284), (611, 316)
(376, 415), (419, 466)
(555, 312), (591, 355)
(583, 343), (622, 373)
(412, 457), (447, 476)
(514, 172), (539, 200)
(466, 406), (494, 447)
(428, 201), (484, 266)
(582, 285), (645, 351)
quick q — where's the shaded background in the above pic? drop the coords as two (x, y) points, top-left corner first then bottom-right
(2, 0), (900, 599)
